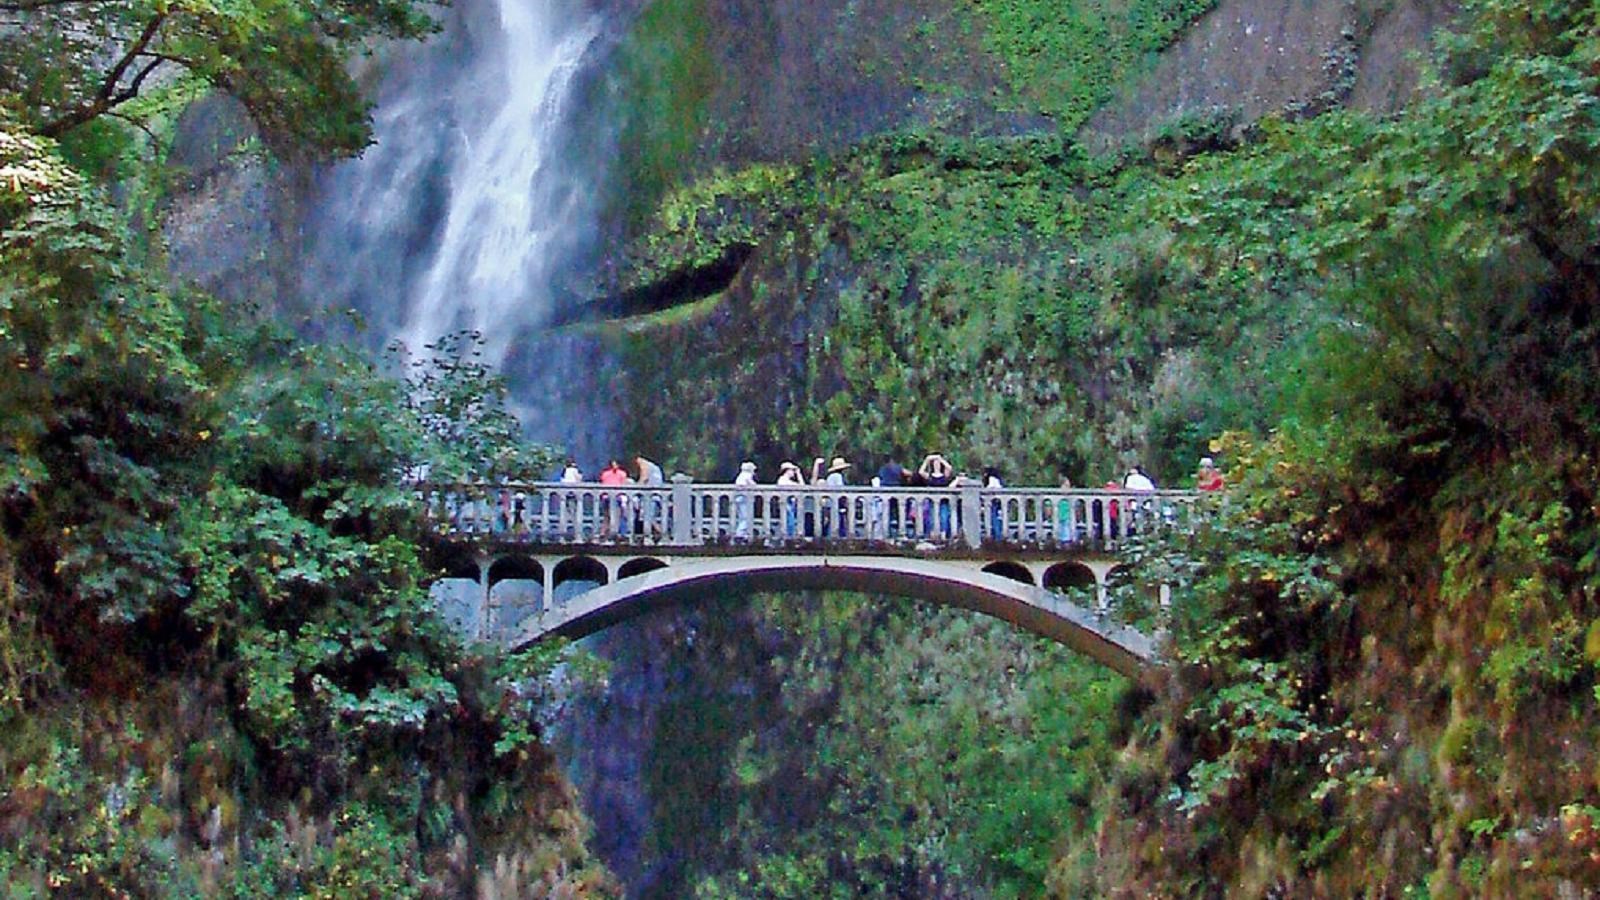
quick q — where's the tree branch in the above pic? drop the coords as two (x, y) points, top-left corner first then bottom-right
(38, 12), (168, 138)
(0, 0), (101, 11)
(106, 111), (159, 143)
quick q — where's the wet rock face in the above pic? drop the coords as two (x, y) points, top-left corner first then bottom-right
(683, 0), (1038, 162)
(162, 95), (297, 312)
(1083, 0), (1453, 145)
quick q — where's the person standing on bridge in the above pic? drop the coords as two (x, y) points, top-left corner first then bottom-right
(734, 460), (758, 541)
(877, 460), (905, 538)
(635, 455), (664, 486)
(598, 459), (629, 537)
(825, 457), (852, 537)
(1056, 477), (1078, 545)
(918, 453), (954, 538)
(1122, 465), (1156, 536)
(635, 455), (665, 538)
(777, 460), (804, 538)
(559, 459), (583, 539)
(984, 466), (1005, 541)
(1196, 456), (1224, 492)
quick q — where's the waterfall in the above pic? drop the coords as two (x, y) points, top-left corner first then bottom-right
(305, 0), (603, 367)
(401, 3), (602, 361)
(303, 0), (654, 885)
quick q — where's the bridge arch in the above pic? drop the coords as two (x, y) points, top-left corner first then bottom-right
(488, 555), (543, 586)
(553, 556), (608, 589)
(1043, 561), (1097, 591)
(507, 556), (1157, 677)
(617, 557), (669, 580)
(981, 560), (1035, 586)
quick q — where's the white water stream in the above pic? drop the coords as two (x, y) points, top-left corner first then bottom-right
(307, 0), (602, 366)
(400, 2), (602, 361)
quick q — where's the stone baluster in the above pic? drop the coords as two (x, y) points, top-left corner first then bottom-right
(960, 485), (981, 549)
(671, 475), (694, 544)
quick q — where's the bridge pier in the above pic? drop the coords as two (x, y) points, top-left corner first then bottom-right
(476, 553), (492, 640)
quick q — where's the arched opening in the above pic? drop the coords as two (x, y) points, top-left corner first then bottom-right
(427, 549), (486, 634)
(552, 555), (608, 607)
(429, 544), (481, 582)
(618, 558), (669, 580)
(1042, 562), (1095, 591)
(488, 556), (543, 586)
(554, 556), (608, 589)
(510, 557), (1157, 676)
(981, 560), (1034, 585)
(488, 556), (545, 622)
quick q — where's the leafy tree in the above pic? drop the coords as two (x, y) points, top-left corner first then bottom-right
(0, 113), (602, 892)
(1070, 0), (1600, 891)
(0, 0), (438, 156)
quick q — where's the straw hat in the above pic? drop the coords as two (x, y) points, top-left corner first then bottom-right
(780, 460), (800, 472)
(827, 457), (852, 474)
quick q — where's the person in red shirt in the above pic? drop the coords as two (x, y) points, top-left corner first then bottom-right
(598, 459), (630, 536)
(1197, 457), (1225, 492)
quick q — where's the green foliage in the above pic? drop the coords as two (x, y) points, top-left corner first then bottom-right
(0, 0), (437, 156)
(965, 0), (1218, 128)
(0, 112), (607, 892)
(683, 596), (1123, 898)
(606, 0), (716, 223)
(609, 0), (1600, 892)
(1062, 0), (1600, 891)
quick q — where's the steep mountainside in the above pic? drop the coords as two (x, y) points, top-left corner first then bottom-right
(144, 0), (1600, 897)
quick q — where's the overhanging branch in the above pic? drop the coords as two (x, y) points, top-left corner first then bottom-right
(38, 12), (168, 138)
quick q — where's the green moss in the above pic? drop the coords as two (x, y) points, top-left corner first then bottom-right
(608, 0), (717, 223)
(566, 293), (725, 338)
(964, 0), (1219, 128)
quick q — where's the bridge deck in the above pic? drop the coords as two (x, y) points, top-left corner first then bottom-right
(418, 481), (1211, 553)
(418, 482), (1210, 674)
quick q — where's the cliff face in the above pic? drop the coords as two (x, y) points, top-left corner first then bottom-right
(1084, 0), (1455, 144)
(152, 1), (1462, 893)
(161, 0), (1451, 346)
(578, 0), (1454, 474)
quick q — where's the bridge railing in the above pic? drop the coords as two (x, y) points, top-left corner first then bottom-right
(416, 481), (1215, 552)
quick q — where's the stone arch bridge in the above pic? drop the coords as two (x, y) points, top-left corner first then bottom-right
(420, 480), (1212, 676)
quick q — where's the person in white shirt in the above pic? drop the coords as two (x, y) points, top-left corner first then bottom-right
(824, 457), (851, 536)
(1123, 466), (1156, 491)
(777, 461), (804, 537)
(634, 455), (664, 485)
(1122, 465), (1157, 535)
(734, 461), (757, 539)
(558, 459), (584, 538)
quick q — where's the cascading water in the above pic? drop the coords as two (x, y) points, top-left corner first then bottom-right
(302, 0), (665, 887)
(400, 4), (602, 361)
(305, 0), (605, 371)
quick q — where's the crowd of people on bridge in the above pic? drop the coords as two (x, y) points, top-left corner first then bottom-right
(553, 452), (1225, 494)
(519, 451), (1225, 545)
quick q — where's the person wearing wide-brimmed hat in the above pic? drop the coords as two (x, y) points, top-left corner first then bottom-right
(820, 457), (852, 537)
(825, 457), (851, 485)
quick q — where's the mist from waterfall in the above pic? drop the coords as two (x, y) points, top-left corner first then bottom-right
(302, 1), (659, 887)
(304, 0), (603, 367)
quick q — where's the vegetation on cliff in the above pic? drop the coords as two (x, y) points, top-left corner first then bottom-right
(588, 0), (1600, 894)
(1080, 0), (1600, 891)
(0, 14), (613, 892)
